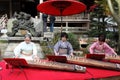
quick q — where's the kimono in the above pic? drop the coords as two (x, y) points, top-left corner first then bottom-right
(89, 41), (117, 56)
(54, 40), (73, 56)
(14, 41), (37, 60)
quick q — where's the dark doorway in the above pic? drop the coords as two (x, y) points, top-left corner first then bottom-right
(21, 0), (39, 17)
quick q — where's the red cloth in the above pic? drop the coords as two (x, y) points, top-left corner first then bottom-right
(0, 60), (120, 80)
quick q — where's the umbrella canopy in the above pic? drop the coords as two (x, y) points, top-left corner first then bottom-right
(37, 0), (86, 16)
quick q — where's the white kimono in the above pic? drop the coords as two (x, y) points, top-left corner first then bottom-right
(14, 41), (37, 60)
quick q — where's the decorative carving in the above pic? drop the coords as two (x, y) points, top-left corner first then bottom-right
(8, 12), (37, 37)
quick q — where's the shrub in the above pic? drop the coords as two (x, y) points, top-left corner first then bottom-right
(67, 33), (80, 50)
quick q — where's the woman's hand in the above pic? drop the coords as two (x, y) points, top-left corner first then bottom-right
(33, 55), (40, 62)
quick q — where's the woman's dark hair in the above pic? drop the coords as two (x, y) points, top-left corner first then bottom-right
(61, 32), (68, 39)
(24, 34), (32, 39)
(98, 34), (106, 42)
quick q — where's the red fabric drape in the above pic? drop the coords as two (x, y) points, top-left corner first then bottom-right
(0, 60), (120, 80)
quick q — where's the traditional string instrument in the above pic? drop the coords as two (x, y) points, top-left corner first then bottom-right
(4, 58), (86, 73)
(27, 60), (86, 73)
(105, 55), (120, 60)
(85, 53), (120, 64)
(104, 55), (120, 63)
(66, 56), (120, 71)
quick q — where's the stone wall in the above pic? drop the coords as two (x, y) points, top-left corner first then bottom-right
(0, 42), (8, 59)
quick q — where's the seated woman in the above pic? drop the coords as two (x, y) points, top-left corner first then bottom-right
(54, 32), (74, 56)
(89, 34), (117, 56)
(14, 34), (39, 60)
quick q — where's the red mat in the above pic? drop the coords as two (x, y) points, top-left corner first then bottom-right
(0, 60), (120, 80)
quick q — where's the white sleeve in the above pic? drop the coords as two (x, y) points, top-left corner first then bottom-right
(14, 43), (23, 57)
(32, 43), (37, 56)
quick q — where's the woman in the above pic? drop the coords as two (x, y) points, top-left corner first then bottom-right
(54, 32), (74, 56)
(14, 34), (39, 60)
(89, 34), (117, 56)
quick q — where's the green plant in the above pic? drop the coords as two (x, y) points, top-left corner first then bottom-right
(40, 33), (60, 55)
(0, 40), (8, 43)
(67, 33), (80, 50)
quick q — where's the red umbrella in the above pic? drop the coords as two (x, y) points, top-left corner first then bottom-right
(37, 0), (86, 32)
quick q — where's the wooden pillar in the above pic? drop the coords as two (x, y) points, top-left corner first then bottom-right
(66, 21), (68, 33)
(9, 0), (12, 18)
(39, 0), (43, 21)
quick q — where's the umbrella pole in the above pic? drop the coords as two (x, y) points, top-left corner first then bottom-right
(61, 16), (63, 33)
(60, 10), (63, 34)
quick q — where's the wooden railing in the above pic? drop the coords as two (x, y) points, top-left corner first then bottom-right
(47, 13), (90, 33)
(47, 26), (89, 33)
(48, 13), (90, 22)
